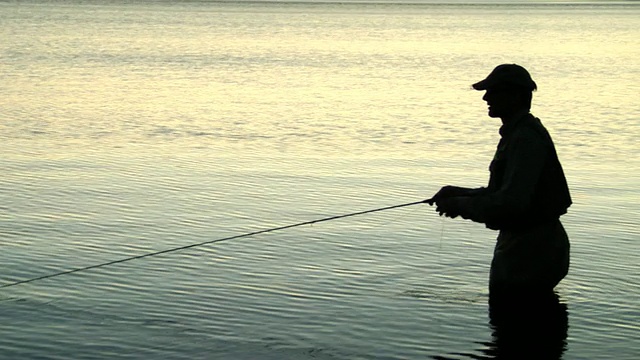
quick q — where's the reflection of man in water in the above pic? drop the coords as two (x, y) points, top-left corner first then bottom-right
(428, 64), (571, 359)
(485, 291), (568, 359)
(432, 292), (568, 360)
(428, 64), (571, 299)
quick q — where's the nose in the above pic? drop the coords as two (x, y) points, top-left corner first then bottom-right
(482, 91), (489, 102)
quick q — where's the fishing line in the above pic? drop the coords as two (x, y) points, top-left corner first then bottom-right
(1, 199), (430, 290)
(439, 215), (446, 250)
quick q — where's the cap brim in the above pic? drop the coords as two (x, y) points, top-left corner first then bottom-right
(472, 79), (491, 90)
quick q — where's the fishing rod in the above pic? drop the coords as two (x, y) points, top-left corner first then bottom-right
(1, 199), (431, 289)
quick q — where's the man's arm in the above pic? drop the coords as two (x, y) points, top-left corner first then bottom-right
(466, 128), (548, 224)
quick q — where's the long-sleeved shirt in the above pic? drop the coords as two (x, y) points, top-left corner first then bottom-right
(462, 112), (572, 230)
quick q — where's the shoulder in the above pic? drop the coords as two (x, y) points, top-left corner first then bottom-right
(514, 116), (551, 143)
(508, 117), (552, 157)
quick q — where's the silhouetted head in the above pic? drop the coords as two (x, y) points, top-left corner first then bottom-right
(473, 64), (537, 120)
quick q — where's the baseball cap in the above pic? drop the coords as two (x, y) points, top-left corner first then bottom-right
(472, 64), (537, 91)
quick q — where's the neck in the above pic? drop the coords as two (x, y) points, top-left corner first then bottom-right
(500, 109), (530, 125)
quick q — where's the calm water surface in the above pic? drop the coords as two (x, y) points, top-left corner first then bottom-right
(1, 1), (639, 359)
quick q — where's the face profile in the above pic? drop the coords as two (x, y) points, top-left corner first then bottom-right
(482, 86), (518, 119)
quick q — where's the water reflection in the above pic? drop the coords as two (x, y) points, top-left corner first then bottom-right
(434, 292), (568, 360)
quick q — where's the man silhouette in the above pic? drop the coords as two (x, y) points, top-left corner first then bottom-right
(428, 64), (571, 301)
